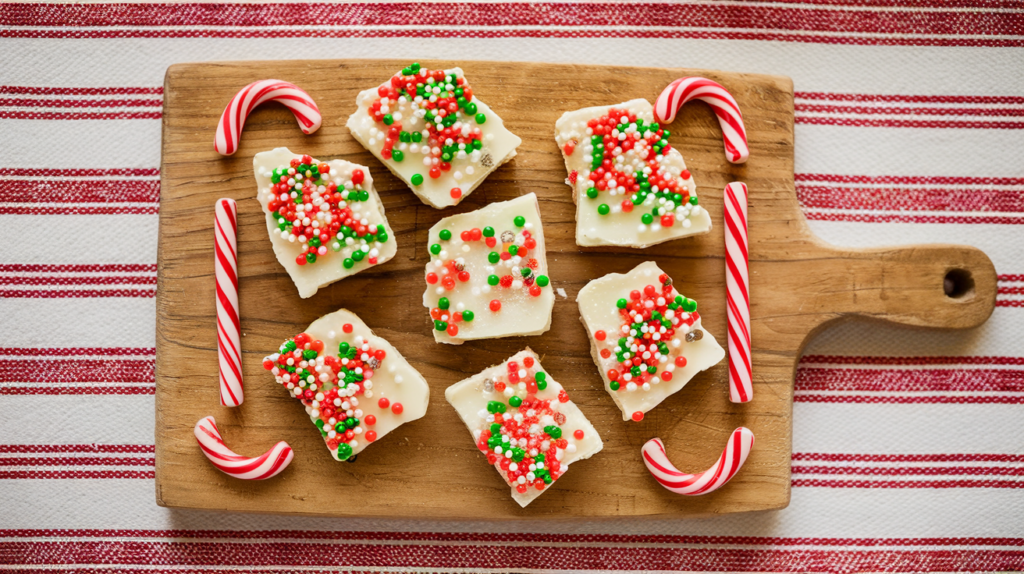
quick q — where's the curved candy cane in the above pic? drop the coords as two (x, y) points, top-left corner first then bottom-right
(654, 77), (749, 164)
(214, 80), (322, 156)
(215, 198), (244, 407)
(642, 427), (754, 495)
(194, 416), (294, 480)
(724, 182), (752, 403)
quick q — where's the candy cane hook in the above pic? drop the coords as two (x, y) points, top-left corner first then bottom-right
(654, 77), (749, 164)
(642, 427), (754, 495)
(194, 416), (294, 480)
(214, 79), (322, 156)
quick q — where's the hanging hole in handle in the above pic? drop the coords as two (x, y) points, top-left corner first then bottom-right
(944, 268), (975, 299)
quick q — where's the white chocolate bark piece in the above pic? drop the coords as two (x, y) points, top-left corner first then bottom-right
(554, 99), (713, 248)
(576, 261), (725, 421)
(254, 147), (397, 299)
(445, 348), (603, 507)
(422, 193), (554, 344)
(262, 309), (430, 460)
(346, 64), (522, 209)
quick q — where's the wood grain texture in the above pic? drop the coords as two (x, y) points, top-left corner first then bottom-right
(156, 59), (997, 520)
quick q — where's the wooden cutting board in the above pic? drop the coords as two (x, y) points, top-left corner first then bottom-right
(156, 59), (996, 520)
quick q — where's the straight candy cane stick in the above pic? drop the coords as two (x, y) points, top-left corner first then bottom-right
(215, 198), (243, 406)
(724, 182), (753, 403)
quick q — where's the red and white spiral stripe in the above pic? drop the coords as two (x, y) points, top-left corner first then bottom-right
(214, 198), (243, 407)
(724, 182), (753, 403)
(214, 79), (322, 156)
(194, 416), (294, 480)
(654, 77), (749, 164)
(642, 427), (755, 495)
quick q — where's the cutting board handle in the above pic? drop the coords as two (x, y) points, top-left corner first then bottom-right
(810, 243), (997, 330)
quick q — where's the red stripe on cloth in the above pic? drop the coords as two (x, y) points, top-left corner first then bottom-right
(794, 465), (1024, 477)
(794, 453), (1024, 463)
(0, 347), (154, 357)
(805, 212), (1024, 225)
(1, 3), (1020, 47)
(0, 470), (154, 479)
(796, 174), (1024, 186)
(1000, 286), (1024, 295)
(795, 92), (1024, 105)
(1001, 274), (1024, 281)
(800, 355), (1024, 366)
(0, 445), (154, 454)
(0, 385), (154, 396)
(0, 289), (155, 298)
(796, 103), (1024, 118)
(0, 276), (157, 286)
(0, 456), (154, 467)
(0, 168), (159, 177)
(0, 179), (159, 204)
(0, 264), (156, 273)
(0, 206), (159, 215)
(795, 367), (1024, 393)
(797, 184), (1024, 213)
(0, 358), (154, 383)
(0, 540), (1021, 571)
(0, 111), (161, 120)
(796, 116), (1024, 129)
(0, 98), (163, 109)
(793, 479), (1024, 488)
(0, 86), (163, 96)
(796, 395), (1024, 404)
(996, 300), (1024, 307)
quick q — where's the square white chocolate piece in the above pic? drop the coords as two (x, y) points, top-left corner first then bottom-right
(346, 65), (522, 209)
(576, 261), (725, 421)
(445, 348), (603, 507)
(262, 308), (430, 460)
(254, 147), (397, 299)
(554, 99), (713, 248)
(422, 193), (554, 344)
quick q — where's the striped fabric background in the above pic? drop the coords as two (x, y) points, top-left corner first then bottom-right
(1, 2), (1022, 572)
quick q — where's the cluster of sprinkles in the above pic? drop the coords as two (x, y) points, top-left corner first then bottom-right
(262, 326), (403, 459)
(426, 213), (550, 336)
(473, 355), (583, 494)
(560, 107), (703, 232)
(261, 155), (389, 269)
(365, 62), (492, 201)
(593, 272), (703, 422)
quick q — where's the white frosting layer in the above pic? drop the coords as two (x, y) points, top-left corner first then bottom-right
(299, 309), (430, 459)
(576, 261), (725, 420)
(254, 147), (397, 299)
(346, 66), (522, 209)
(444, 348), (603, 507)
(422, 193), (554, 344)
(554, 99), (713, 248)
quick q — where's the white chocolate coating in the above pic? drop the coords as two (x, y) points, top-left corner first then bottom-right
(422, 193), (554, 344)
(254, 147), (397, 299)
(346, 67), (522, 209)
(554, 99), (713, 248)
(444, 348), (603, 507)
(576, 261), (725, 420)
(300, 309), (430, 459)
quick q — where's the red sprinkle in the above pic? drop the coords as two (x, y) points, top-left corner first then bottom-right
(631, 411), (644, 422)
(391, 403), (404, 415)
(489, 299), (501, 312)
(342, 323), (353, 334)
(574, 429), (584, 440)
(594, 330), (606, 341)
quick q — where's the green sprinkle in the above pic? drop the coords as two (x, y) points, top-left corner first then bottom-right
(536, 275), (549, 287)
(488, 252), (500, 264)
(509, 395), (522, 408)
(343, 258), (354, 269)
(616, 298), (628, 309)
(412, 132), (423, 143)
(598, 203), (610, 215)
(391, 149), (404, 162)
(487, 400), (507, 414)
(586, 187), (599, 199)
(513, 215), (526, 227)
(352, 250), (365, 261)
(544, 425), (562, 439)
(465, 102), (478, 115)
(430, 243), (442, 255)
(306, 252), (317, 264)
(411, 173), (424, 186)
(336, 442), (353, 460)
(641, 213), (654, 225)
(462, 310), (474, 321)
(376, 230), (389, 243)
(383, 114), (394, 125)
(438, 297), (450, 310)
(475, 113), (487, 124)
(521, 267), (531, 277)
(690, 195), (699, 205)
(682, 298), (698, 312)
(303, 349), (317, 360)
(488, 274), (500, 286)
(434, 320), (447, 332)
(399, 131), (411, 143)
(483, 226), (495, 237)
(439, 229), (452, 241)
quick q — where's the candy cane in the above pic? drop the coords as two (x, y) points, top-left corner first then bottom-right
(724, 182), (752, 403)
(642, 427), (754, 495)
(194, 416), (294, 480)
(215, 198), (244, 407)
(654, 77), (749, 164)
(214, 80), (322, 156)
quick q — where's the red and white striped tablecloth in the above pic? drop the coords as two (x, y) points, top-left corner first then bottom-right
(1, 2), (1022, 572)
